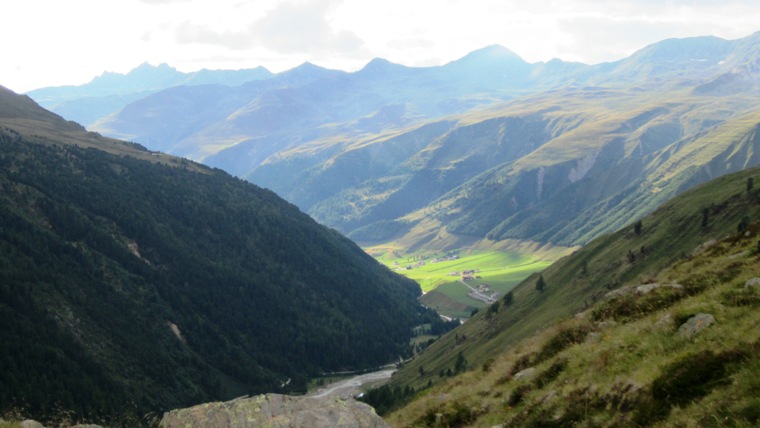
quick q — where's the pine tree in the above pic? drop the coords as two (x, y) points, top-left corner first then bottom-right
(454, 351), (468, 373)
(536, 275), (546, 292)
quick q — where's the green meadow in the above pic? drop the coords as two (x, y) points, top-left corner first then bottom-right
(371, 249), (552, 319)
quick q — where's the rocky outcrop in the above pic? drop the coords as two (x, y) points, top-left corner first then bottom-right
(159, 394), (388, 428)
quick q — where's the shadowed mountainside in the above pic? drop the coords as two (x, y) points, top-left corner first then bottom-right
(0, 86), (429, 425)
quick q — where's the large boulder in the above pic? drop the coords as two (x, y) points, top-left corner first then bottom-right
(159, 394), (388, 428)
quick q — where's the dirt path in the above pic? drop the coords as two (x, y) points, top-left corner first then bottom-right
(308, 369), (396, 399)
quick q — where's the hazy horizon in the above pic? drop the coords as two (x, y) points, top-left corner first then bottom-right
(4, 0), (760, 93)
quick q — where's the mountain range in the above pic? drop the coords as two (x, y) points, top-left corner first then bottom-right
(28, 32), (760, 253)
(6, 29), (760, 427)
(0, 85), (429, 425)
(26, 63), (273, 128)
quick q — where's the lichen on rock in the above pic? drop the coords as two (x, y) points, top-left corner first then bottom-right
(159, 393), (388, 428)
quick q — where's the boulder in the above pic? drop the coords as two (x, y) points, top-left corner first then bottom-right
(691, 239), (717, 256)
(635, 283), (682, 294)
(513, 367), (536, 381)
(12, 421), (104, 428)
(677, 313), (715, 339)
(605, 283), (682, 299)
(159, 394), (388, 428)
(745, 278), (760, 288)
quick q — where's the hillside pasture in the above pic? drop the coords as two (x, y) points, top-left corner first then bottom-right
(369, 248), (552, 318)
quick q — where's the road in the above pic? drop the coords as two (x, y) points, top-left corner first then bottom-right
(307, 369), (396, 399)
(460, 280), (496, 303)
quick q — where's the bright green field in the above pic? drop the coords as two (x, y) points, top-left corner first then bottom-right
(373, 250), (552, 318)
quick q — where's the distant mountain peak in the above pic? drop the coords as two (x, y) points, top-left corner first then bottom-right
(358, 57), (409, 76)
(277, 62), (344, 82)
(365, 57), (394, 68)
(132, 62), (177, 72)
(471, 44), (521, 58)
(446, 44), (529, 70)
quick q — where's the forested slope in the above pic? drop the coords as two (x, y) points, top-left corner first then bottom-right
(0, 87), (427, 425)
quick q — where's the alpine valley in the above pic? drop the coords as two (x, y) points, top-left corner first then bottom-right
(4, 29), (760, 427)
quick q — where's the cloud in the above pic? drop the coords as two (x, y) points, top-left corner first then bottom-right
(386, 38), (436, 50)
(252, 0), (363, 54)
(175, 22), (255, 50)
(550, 0), (760, 63)
(557, 17), (678, 63)
(173, 0), (365, 56)
(138, 0), (190, 4)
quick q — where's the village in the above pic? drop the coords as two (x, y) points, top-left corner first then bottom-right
(448, 270), (499, 304)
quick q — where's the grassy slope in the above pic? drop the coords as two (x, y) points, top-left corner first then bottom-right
(387, 220), (760, 426)
(338, 88), (758, 252)
(387, 164), (760, 398)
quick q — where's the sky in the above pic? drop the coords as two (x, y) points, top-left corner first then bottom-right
(3, 0), (760, 93)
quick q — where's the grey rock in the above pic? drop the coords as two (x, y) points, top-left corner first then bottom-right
(635, 283), (682, 294)
(605, 283), (682, 299)
(692, 239), (718, 256)
(11, 421), (104, 428)
(159, 393), (388, 428)
(513, 367), (536, 381)
(745, 278), (760, 288)
(729, 251), (750, 259)
(677, 313), (715, 339)
(604, 285), (636, 299)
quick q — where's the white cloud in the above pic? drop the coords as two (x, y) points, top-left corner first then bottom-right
(250, 0), (364, 54)
(173, 0), (365, 56)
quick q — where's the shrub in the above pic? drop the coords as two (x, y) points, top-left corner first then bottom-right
(535, 325), (592, 362)
(721, 288), (760, 307)
(591, 286), (686, 322)
(534, 358), (568, 388)
(507, 384), (532, 406)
